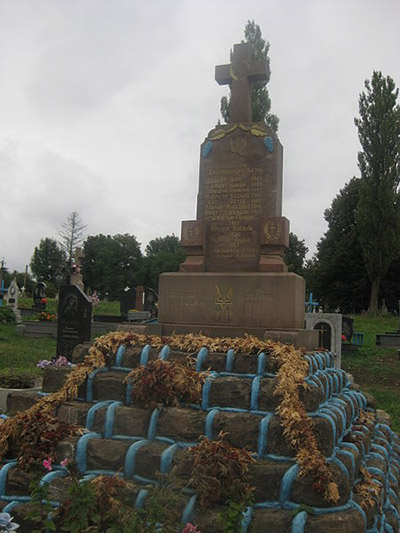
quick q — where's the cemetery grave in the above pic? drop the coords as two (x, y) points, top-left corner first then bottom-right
(1, 331), (399, 531)
(0, 40), (399, 532)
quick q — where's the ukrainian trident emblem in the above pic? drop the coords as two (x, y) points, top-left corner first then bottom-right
(213, 284), (233, 322)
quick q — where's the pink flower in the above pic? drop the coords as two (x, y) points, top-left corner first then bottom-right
(43, 457), (53, 471)
(60, 458), (69, 468)
(182, 524), (201, 533)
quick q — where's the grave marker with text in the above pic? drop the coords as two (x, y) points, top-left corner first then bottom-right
(158, 42), (317, 348)
(57, 285), (92, 359)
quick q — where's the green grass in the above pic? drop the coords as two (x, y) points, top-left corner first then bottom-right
(0, 323), (56, 379)
(1, 311), (399, 431)
(341, 314), (400, 431)
(94, 300), (120, 316)
(19, 298), (121, 317)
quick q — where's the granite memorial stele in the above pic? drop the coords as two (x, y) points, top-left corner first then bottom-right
(158, 42), (318, 349)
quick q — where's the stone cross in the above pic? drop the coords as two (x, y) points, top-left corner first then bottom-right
(215, 42), (269, 123)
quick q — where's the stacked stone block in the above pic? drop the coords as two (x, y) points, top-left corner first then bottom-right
(1, 343), (400, 532)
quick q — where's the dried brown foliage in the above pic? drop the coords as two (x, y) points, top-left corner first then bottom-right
(0, 332), (114, 464)
(125, 359), (207, 407)
(271, 343), (340, 503)
(0, 330), (341, 505)
(354, 467), (382, 510)
(13, 411), (82, 470)
(91, 475), (127, 514)
(189, 432), (255, 509)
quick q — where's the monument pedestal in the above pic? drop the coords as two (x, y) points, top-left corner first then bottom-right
(158, 43), (318, 351)
(158, 272), (319, 349)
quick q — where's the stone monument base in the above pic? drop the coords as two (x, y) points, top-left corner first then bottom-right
(158, 272), (319, 349)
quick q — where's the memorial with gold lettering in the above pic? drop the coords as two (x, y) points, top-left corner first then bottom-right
(158, 42), (317, 347)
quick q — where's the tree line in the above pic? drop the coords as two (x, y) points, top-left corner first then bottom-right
(27, 232), (185, 299)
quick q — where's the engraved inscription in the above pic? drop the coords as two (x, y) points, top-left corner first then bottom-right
(167, 290), (200, 307)
(203, 162), (264, 266)
(244, 291), (276, 322)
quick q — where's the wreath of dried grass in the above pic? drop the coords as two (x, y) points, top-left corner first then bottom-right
(0, 331), (339, 502)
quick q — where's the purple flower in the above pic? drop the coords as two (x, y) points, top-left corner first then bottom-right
(54, 356), (69, 367)
(36, 360), (52, 368)
(37, 356), (70, 369)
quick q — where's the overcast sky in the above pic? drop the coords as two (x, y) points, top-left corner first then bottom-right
(1, 0), (399, 274)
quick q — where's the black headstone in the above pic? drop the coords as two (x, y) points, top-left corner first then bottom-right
(57, 285), (92, 359)
(120, 288), (136, 319)
(33, 282), (47, 310)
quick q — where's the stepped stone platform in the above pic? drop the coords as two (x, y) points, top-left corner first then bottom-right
(1, 339), (400, 532)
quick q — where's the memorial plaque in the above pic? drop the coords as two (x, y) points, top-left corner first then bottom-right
(157, 41), (317, 347)
(197, 123), (283, 271)
(57, 285), (92, 359)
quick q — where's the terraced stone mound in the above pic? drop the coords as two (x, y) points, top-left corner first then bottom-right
(1, 337), (400, 532)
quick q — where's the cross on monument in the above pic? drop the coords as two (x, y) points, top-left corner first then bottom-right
(215, 42), (269, 123)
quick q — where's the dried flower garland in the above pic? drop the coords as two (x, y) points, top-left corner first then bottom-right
(0, 330), (339, 503)
(354, 466), (382, 510)
(271, 343), (340, 503)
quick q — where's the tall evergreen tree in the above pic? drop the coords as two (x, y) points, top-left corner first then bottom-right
(355, 71), (400, 314)
(220, 20), (279, 131)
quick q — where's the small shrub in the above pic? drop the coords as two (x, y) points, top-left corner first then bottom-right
(0, 307), (15, 324)
(54, 476), (181, 532)
(0, 373), (38, 389)
(7, 411), (82, 470)
(189, 432), (255, 510)
(125, 359), (207, 407)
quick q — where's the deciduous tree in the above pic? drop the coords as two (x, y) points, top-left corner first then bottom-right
(143, 235), (185, 292)
(284, 233), (308, 275)
(82, 234), (142, 300)
(355, 71), (400, 314)
(30, 238), (66, 285)
(308, 178), (370, 313)
(58, 211), (86, 275)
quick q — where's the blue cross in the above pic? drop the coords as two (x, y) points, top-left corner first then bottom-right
(305, 292), (319, 313)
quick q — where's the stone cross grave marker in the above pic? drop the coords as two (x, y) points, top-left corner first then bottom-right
(215, 42), (269, 123)
(57, 285), (92, 359)
(180, 41), (288, 274)
(158, 40), (316, 347)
